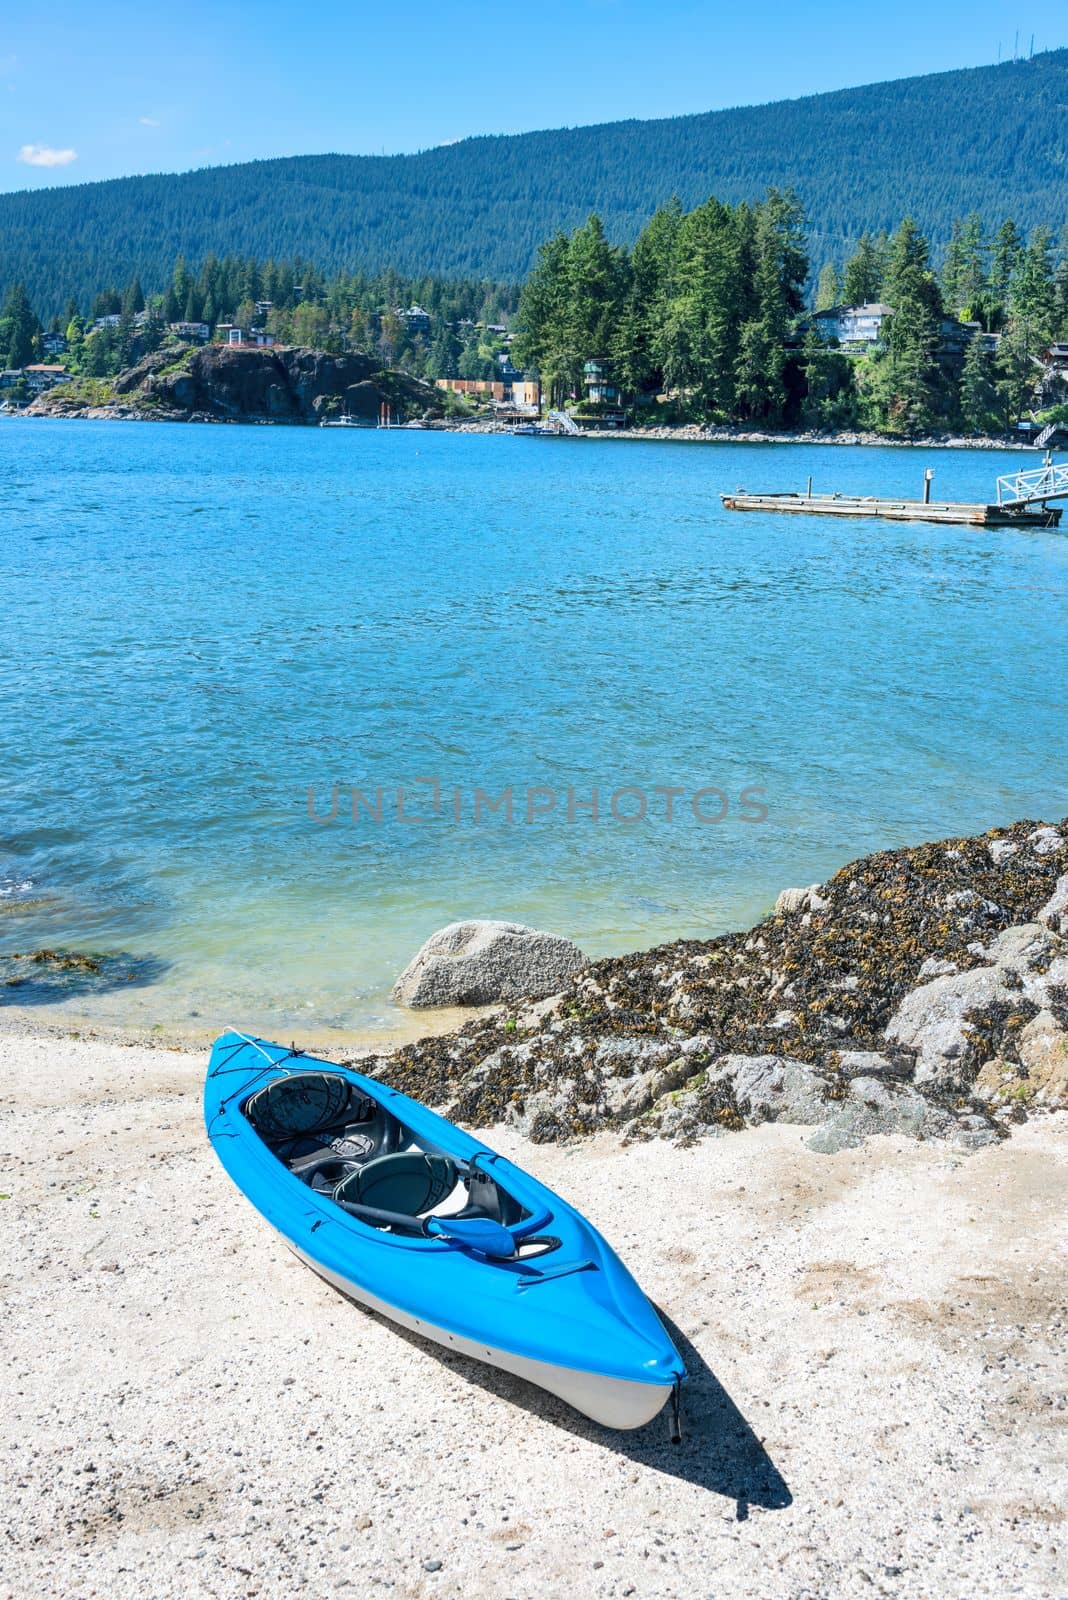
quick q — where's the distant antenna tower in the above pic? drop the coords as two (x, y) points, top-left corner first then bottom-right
(1030, 34), (1035, 58)
(1013, 28), (1019, 58)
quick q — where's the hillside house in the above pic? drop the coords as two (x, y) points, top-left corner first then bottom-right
(216, 325), (275, 348)
(168, 321), (211, 342)
(806, 303), (893, 348)
(24, 364), (72, 392)
(41, 331), (68, 356)
(397, 304), (431, 335)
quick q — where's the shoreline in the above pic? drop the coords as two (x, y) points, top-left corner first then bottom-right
(5, 814), (1066, 1150)
(7, 407), (1044, 450)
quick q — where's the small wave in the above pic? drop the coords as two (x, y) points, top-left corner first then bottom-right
(0, 875), (34, 899)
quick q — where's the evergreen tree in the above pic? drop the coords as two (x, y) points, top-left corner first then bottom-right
(613, 198), (680, 396)
(815, 261), (842, 310)
(842, 234), (883, 305)
(1009, 227), (1056, 345)
(990, 219), (1022, 301)
(995, 322), (1037, 426)
(0, 282), (40, 367)
(958, 335), (1000, 432)
(735, 190), (808, 424)
(512, 232), (570, 403)
(658, 196), (751, 414)
(941, 219), (966, 312)
(122, 275), (145, 316)
(872, 219), (945, 433)
(559, 214), (627, 399)
(956, 213), (988, 312)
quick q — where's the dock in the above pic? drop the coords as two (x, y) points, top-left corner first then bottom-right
(721, 456), (1067, 529)
(719, 491), (1062, 528)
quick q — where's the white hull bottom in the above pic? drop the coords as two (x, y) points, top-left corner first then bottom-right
(289, 1242), (673, 1430)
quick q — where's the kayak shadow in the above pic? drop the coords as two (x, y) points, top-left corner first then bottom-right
(342, 1291), (790, 1512)
(646, 1308), (792, 1512)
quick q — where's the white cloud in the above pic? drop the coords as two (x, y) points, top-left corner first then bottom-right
(139, 116), (159, 127)
(17, 143), (77, 168)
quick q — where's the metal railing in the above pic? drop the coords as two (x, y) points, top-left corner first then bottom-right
(996, 454), (1068, 507)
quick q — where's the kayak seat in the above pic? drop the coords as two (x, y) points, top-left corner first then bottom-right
(333, 1151), (457, 1218)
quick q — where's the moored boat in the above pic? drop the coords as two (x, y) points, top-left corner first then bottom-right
(204, 1031), (685, 1429)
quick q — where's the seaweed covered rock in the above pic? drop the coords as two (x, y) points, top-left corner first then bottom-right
(392, 920), (588, 1008)
(1038, 873), (1068, 936)
(374, 815), (1068, 1150)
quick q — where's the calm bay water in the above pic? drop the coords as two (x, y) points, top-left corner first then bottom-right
(2, 418), (1067, 1038)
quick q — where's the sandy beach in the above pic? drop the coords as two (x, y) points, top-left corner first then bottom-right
(2, 1025), (1064, 1600)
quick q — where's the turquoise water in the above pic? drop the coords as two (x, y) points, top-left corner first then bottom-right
(3, 419), (1067, 1038)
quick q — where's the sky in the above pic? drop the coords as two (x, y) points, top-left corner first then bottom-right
(1, 0), (1064, 192)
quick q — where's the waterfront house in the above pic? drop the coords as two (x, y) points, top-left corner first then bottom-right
(0, 369), (22, 389)
(24, 364), (72, 392)
(436, 376), (541, 408)
(583, 358), (620, 404)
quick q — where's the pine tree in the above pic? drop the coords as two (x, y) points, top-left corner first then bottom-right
(875, 219), (945, 433)
(512, 232), (570, 403)
(990, 220), (1022, 301)
(122, 275), (145, 316)
(815, 261), (842, 310)
(658, 196), (752, 414)
(956, 213), (988, 313)
(613, 198), (680, 396)
(995, 322), (1036, 427)
(561, 214), (627, 399)
(941, 219), (966, 313)
(0, 282), (40, 367)
(958, 336), (999, 433)
(842, 234), (883, 305)
(735, 190), (808, 424)
(1009, 227), (1056, 346)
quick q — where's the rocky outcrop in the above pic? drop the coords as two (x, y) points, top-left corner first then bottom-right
(885, 921), (1067, 1090)
(30, 343), (444, 426)
(392, 920), (589, 1008)
(368, 816), (1068, 1150)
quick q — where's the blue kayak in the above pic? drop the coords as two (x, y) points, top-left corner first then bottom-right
(205, 1031), (685, 1429)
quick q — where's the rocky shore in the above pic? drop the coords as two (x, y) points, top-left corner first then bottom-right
(370, 817), (1068, 1154)
(444, 419), (1038, 449)
(25, 343), (444, 426)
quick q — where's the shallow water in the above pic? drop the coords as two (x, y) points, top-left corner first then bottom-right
(3, 419), (1067, 1037)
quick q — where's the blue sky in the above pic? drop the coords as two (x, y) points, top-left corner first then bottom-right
(2, 0), (1064, 191)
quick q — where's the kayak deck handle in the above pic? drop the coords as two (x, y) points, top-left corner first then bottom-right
(514, 1258), (596, 1291)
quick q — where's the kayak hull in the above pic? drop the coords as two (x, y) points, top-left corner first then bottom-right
(291, 1241), (676, 1429)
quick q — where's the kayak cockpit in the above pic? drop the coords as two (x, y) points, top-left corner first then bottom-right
(243, 1069), (557, 1257)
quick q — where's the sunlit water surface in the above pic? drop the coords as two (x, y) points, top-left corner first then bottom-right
(2, 420), (1066, 1040)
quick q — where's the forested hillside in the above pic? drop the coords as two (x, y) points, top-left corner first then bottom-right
(3, 51), (1067, 313)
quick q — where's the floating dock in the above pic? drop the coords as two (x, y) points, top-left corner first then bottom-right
(721, 456), (1067, 530)
(719, 491), (1062, 528)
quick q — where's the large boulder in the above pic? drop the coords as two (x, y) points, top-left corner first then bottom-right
(392, 920), (588, 1009)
